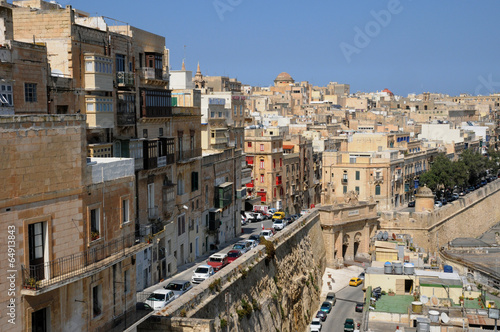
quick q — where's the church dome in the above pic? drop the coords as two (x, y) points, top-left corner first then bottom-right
(274, 72), (294, 83)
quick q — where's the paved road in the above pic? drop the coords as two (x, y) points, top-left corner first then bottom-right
(320, 284), (364, 332)
(140, 217), (276, 298)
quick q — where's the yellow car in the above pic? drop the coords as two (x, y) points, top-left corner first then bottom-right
(272, 212), (285, 220)
(349, 277), (363, 287)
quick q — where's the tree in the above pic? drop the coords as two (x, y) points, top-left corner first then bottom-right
(420, 154), (454, 192)
(459, 149), (487, 185)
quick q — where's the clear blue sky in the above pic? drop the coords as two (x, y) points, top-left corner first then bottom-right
(67, 0), (499, 96)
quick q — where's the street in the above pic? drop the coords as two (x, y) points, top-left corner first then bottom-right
(140, 217), (276, 299)
(320, 284), (364, 332)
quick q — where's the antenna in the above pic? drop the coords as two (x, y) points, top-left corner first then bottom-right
(183, 45), (186, 65)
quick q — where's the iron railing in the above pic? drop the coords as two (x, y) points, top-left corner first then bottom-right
(21, 233), (137, 290)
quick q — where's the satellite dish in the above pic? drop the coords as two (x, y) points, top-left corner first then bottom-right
(430, 296), (440, 306)
(420, 295), (429, 304)
(440, 312), (450, 324)
(377, 232), (383, 240)
(383, 231), (389, 240)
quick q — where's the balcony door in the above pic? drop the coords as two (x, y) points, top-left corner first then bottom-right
(28, 222), (45, 280)
(32, 307), (48, 332)
(147, 183), (155, 219)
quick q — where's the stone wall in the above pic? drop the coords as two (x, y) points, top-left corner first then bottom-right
(379, 180), (500, 253)
(138, 210), (326, 332)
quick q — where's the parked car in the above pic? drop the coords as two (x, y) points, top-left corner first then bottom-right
(163, 280), (193, 299)
(246, 239), (258, 248)
(434, 201), (443, 208)
(316, 310), (327, 322)
(136, 301), (154, 312)
(227, 249), (242, 263)
(451, 193), (459, 201)
(207, 253), (229, 272)
(248, 234), (261, 244)
(145, 289), (175, 310)
(272, 218), (288, 231)
(349, 277), (363, 287)
(320, 301), (332, 313)
(310, 317), (322, 331)
(268, 208), (277, 214)
(344, 318), (355, 332)
(259, 229), (275, 240)
(325, 292), (336, 306)
(233, 241), (252, 254)
(191, 265), (215, 284)
(243, 211), (258, 223)
(358, 272), (365, 280)
(272, 211), (285, 220)
(290, 214), (299, 222)
(355, 303), (364, 312)
(408, 201), (415, 207)
(252, 211), (266, 221)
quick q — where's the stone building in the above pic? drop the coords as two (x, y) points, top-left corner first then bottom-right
(320, 198), (379, 265)
(0, 115), (145, 331)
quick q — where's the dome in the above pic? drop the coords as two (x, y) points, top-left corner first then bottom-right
(416, 185), (432, 196)
(274, 72), (294, 83)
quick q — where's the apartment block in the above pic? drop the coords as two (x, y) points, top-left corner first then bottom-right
(0, 115), (144, 331)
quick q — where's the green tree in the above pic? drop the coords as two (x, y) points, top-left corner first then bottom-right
(460, 150), (487, 185)
(420, 154), (454, 192)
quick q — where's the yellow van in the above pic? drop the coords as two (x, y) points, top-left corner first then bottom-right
(272, 212), (285, 220)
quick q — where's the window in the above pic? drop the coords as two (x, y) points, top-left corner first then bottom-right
(143, 129), (148, 138)
(124, 269), (130, 294)
(343, 185), (347, 194)
(260, 174), (264, 183)
(343, 173), (348, 181)
(350, 156), (357, 164)
(116, 54), (126, 72)
(25, 83), (37, 102)
(260, 144), (264, 151)
(274, 188), (276, 198)
(240, 105), (243, 115)
(280, 158), (282, 167)
(355, 186), (360, 194)
(375, 185), (381, 196)
(247, 142), (252, 147)
(0, 84), (13, 106)
(28, 222), (45, 280)
(234, 105), (237, 115)
(273, 159), (276, 169)
(177, 178), (184, 195)
(191, 172), (199, 192)
(122, 199), (129, 224)
(205, 185), (209, 204)
(159, 128), (163, 137)
(260, 159), (265, 169)
(90, 208), (100, 239)
(92, 285), (102, 317)
(355, 171), (360, 180)
(178, 215), (186, 235)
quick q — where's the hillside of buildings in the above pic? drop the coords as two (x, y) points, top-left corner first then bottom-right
(0, 0), (500, 331)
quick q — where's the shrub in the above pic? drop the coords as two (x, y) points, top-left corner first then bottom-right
(209, 278), (221, 292)
(241, 268), (248, 279)
(261, 238), (275, 260)
(220, 319), (227, 329)
(180, 308), (187, 317)
(236, 298), (253, 320)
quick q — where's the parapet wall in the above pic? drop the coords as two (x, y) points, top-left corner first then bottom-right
(138, 209), (326, 332)
(379, 180), (500, 253)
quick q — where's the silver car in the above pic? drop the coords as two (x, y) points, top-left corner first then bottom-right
(164, 280), (193, 299)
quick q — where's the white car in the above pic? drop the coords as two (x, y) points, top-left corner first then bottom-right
(310, 318), (322, 331)
(259, 229), (274, 240)
(145, 289), (175, 310)
(233, 241), (252, 254)
(272, 218), (287, 231)
(245, 239), (258, 248)
(164, 280), (193, 299)
(191, 265), (215, 284)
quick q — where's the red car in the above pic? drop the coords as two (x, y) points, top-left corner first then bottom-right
(227, 249), (242, 263)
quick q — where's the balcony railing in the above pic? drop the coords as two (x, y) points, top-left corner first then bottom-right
(341, 178), (348, 184)
(374, 175), (384, 183)
(177, 148), (202, 162)
(21, 234), (137, 291)
(116, 71), (135, 87)
(140, 67), (169, 82)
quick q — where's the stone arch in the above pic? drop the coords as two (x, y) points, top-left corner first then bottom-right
(354, 232), (362, 258)
(342, 234), (350, 259)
